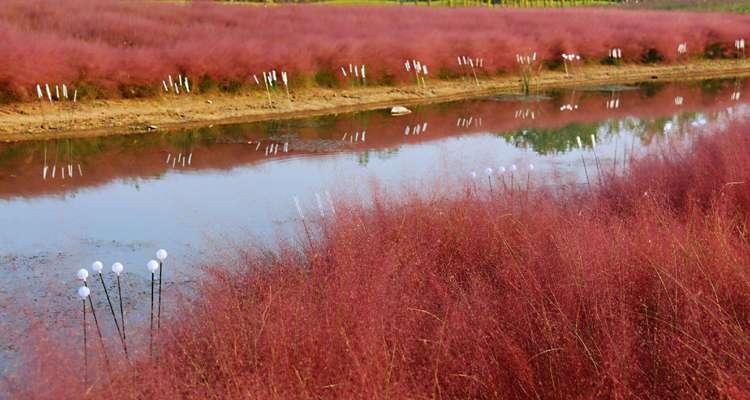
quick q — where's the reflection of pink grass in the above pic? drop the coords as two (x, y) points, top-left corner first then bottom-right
(10, 121), (750, 399)
(2, 0), (750, 99)
(1, 79), (747, 200)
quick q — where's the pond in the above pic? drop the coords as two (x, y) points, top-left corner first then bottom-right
(1, 77), (749, 373)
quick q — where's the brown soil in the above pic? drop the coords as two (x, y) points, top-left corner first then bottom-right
(2, 59), (750, 142)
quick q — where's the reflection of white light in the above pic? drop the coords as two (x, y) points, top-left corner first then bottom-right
(156, 249), (168, 261)
(515, 109), (535, 119)
(664, 121), (674, 133)
(560, 104), (578, 111)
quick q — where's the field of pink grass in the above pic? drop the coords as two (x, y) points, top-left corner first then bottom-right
(1, 0), (750, 100)
(7, 119), (750, 399)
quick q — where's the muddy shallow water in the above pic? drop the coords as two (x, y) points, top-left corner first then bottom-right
(1, 77), (749, 376)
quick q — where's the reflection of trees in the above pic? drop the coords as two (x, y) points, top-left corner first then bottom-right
(257, 111), (371, 141)
(0, 144), (24, 169)
(501, 122), (600, 155)
(357, 151), (370, 166)
(355, 148), (401, 166)
(696, 78), (734, 96)
(636, 81), (667, 98)
(501, 108), (724, 155)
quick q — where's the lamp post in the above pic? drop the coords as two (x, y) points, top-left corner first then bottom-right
(92, 261), (126, 355)
(77, 285), (90, 385)
(156, 249), (168, 332)
(77, 269), (109, 368)
(147, 259), (160, 356)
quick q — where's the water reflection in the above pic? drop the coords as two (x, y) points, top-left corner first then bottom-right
(40, 140), (85, 181)
(1, 77), (748, 201)
(1, 77), (749, 266)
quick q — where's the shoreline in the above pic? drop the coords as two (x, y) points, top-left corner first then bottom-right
(2, 59), (750, 142)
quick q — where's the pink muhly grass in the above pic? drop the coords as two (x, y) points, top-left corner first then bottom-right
(1, 1), (749, 100)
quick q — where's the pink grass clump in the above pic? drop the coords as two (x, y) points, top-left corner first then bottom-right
(1, 0), (749, 100)
(8, 121), (750, 399)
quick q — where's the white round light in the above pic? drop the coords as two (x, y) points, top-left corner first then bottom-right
(112, 262), (124, 276)
(156, 249), (168, 261)
(485, 167), (493, 176)
(76, 268), (89, 281)
(147, 260), (160, 273)
(77, 286), (90, 300)
(499, 167), (506, 173)
(529, 163), (535, 171)
(470, 171), (477, 179)
(510, 164), (518, 171)
(91, 261), (103, 273)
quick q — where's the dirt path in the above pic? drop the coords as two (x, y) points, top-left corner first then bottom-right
(2, 60), (750, 142)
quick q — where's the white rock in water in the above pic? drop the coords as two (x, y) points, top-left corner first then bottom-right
(390, 106), (412, 116)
